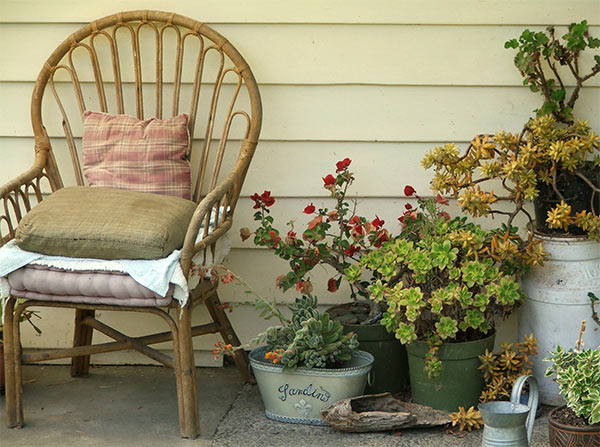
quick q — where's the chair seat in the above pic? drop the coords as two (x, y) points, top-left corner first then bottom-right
(15, 186), (197, 260)
(7, 265), (173, 307)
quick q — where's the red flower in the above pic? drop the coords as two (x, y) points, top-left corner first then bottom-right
(221, 272), (234, 284)
(268, 230), (281, 247)
(250, 192), (261, 209)
(304, 203), (316, 214)
(285, 230), (297, 244)
(327, 210), (339, 221)
(404, 185), (416, 197)
(307, 215), (323, 230)
(440, 211), (451, 221)
(351, 224), (365, 239)
(344, 245), (360, 257)
(296, 281), (313, 294)
(327, 277), (339, 293)
(348, 215), (361, 226)
(335, 158), (352, 173)
(261, 190), (275, 207)
(275, 274), (286, 288)
(251, 190), (276, 208)
(322, 174), (336, 187)
(374, 229), (389, 247)
(405, 203), (412, 210)
(371, 215), (385, 229)
(436, 193), (449, 206)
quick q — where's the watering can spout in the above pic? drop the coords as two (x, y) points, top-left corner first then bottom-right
(479, 375), (539, 447)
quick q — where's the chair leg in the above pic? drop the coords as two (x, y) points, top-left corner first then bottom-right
(70, 309), (95, 377)
(4, 298), (21, 428)
(206, 292), (254, 384)
(13, 303), (25, 427)
(176, 304), (200, 439)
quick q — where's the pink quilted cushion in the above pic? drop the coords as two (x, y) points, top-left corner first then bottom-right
(82, 111), (192, 199)
(8, 265), (173, 307)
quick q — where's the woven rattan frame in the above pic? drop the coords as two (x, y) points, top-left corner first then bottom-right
(2, 10), (262, 439)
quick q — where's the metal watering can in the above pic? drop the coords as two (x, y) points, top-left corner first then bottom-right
(478, 375), (539, 447)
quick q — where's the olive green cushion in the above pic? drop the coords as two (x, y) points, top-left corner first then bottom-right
(15, 186), (196, 260)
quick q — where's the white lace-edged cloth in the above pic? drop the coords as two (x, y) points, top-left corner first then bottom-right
(0, 234), (230, 307)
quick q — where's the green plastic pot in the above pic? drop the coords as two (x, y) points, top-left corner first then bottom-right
(327, 303), (409, 394)
(406, 331), (495, 412)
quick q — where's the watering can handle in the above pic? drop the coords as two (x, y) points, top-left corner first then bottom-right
(510, 375), (539, 444)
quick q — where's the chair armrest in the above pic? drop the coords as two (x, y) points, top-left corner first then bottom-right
(180, 172), (240, 276)
(0, 165), (47, 245)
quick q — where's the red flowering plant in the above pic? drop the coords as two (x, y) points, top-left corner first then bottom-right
(242, 158), (395, 323)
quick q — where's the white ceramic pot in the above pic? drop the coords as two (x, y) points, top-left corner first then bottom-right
(249, 346), (374, 425)
(519, 233), (600, 405)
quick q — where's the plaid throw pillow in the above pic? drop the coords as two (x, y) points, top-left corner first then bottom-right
(82, 111), (192, 199)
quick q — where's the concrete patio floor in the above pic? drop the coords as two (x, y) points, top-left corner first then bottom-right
(0, 364), (553, 446)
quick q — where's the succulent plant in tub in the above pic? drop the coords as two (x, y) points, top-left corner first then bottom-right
(208, 270), (373, 425)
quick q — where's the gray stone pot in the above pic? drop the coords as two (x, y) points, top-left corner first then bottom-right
(249, 346), (374, 425)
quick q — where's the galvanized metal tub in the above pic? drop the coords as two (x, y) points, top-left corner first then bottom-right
(249, 346), (374, 425)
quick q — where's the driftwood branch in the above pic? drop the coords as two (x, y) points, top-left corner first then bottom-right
(321, 393), (451, 433)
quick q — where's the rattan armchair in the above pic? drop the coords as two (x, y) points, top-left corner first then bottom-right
(1, 10), (261, 438)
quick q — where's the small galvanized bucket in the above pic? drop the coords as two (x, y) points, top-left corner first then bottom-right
(479, 375), (539, 447)
(250, 346), (374, 425)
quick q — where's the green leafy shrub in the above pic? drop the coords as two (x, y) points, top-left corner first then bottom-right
(355, 190), (526, 378)
(545, 321), (600, 425)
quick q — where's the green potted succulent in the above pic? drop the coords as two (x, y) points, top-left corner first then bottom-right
(351, 189), (532, 412)
(242, 158), (408, 394)
(545, 320), (600, 446)
(422, 20), (600, 405)
(208, 271), (373, 426)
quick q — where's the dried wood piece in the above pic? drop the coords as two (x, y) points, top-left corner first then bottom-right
(321, 393), (452, 432)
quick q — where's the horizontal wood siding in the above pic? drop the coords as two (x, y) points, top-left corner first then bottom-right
(1, 1), (598, 359)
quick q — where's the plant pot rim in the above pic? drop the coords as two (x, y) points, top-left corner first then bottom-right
(249, 346), (374, 376)
(527, 222), (593, 242)
(406, 330), (496, 359)
(548, 405), (600, 433)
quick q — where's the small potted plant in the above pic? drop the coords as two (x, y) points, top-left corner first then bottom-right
(208, 271), (373, 426)
(422, 20), (600, 405)
(242, 158), (408, 394)
(545, 320), (600, 446)
(352, 190), (533, 412)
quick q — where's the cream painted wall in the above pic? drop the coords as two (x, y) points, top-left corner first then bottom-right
(1, 0), (599, 365)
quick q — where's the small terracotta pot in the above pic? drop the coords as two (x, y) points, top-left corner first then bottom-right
(548, 406), (600, 447)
